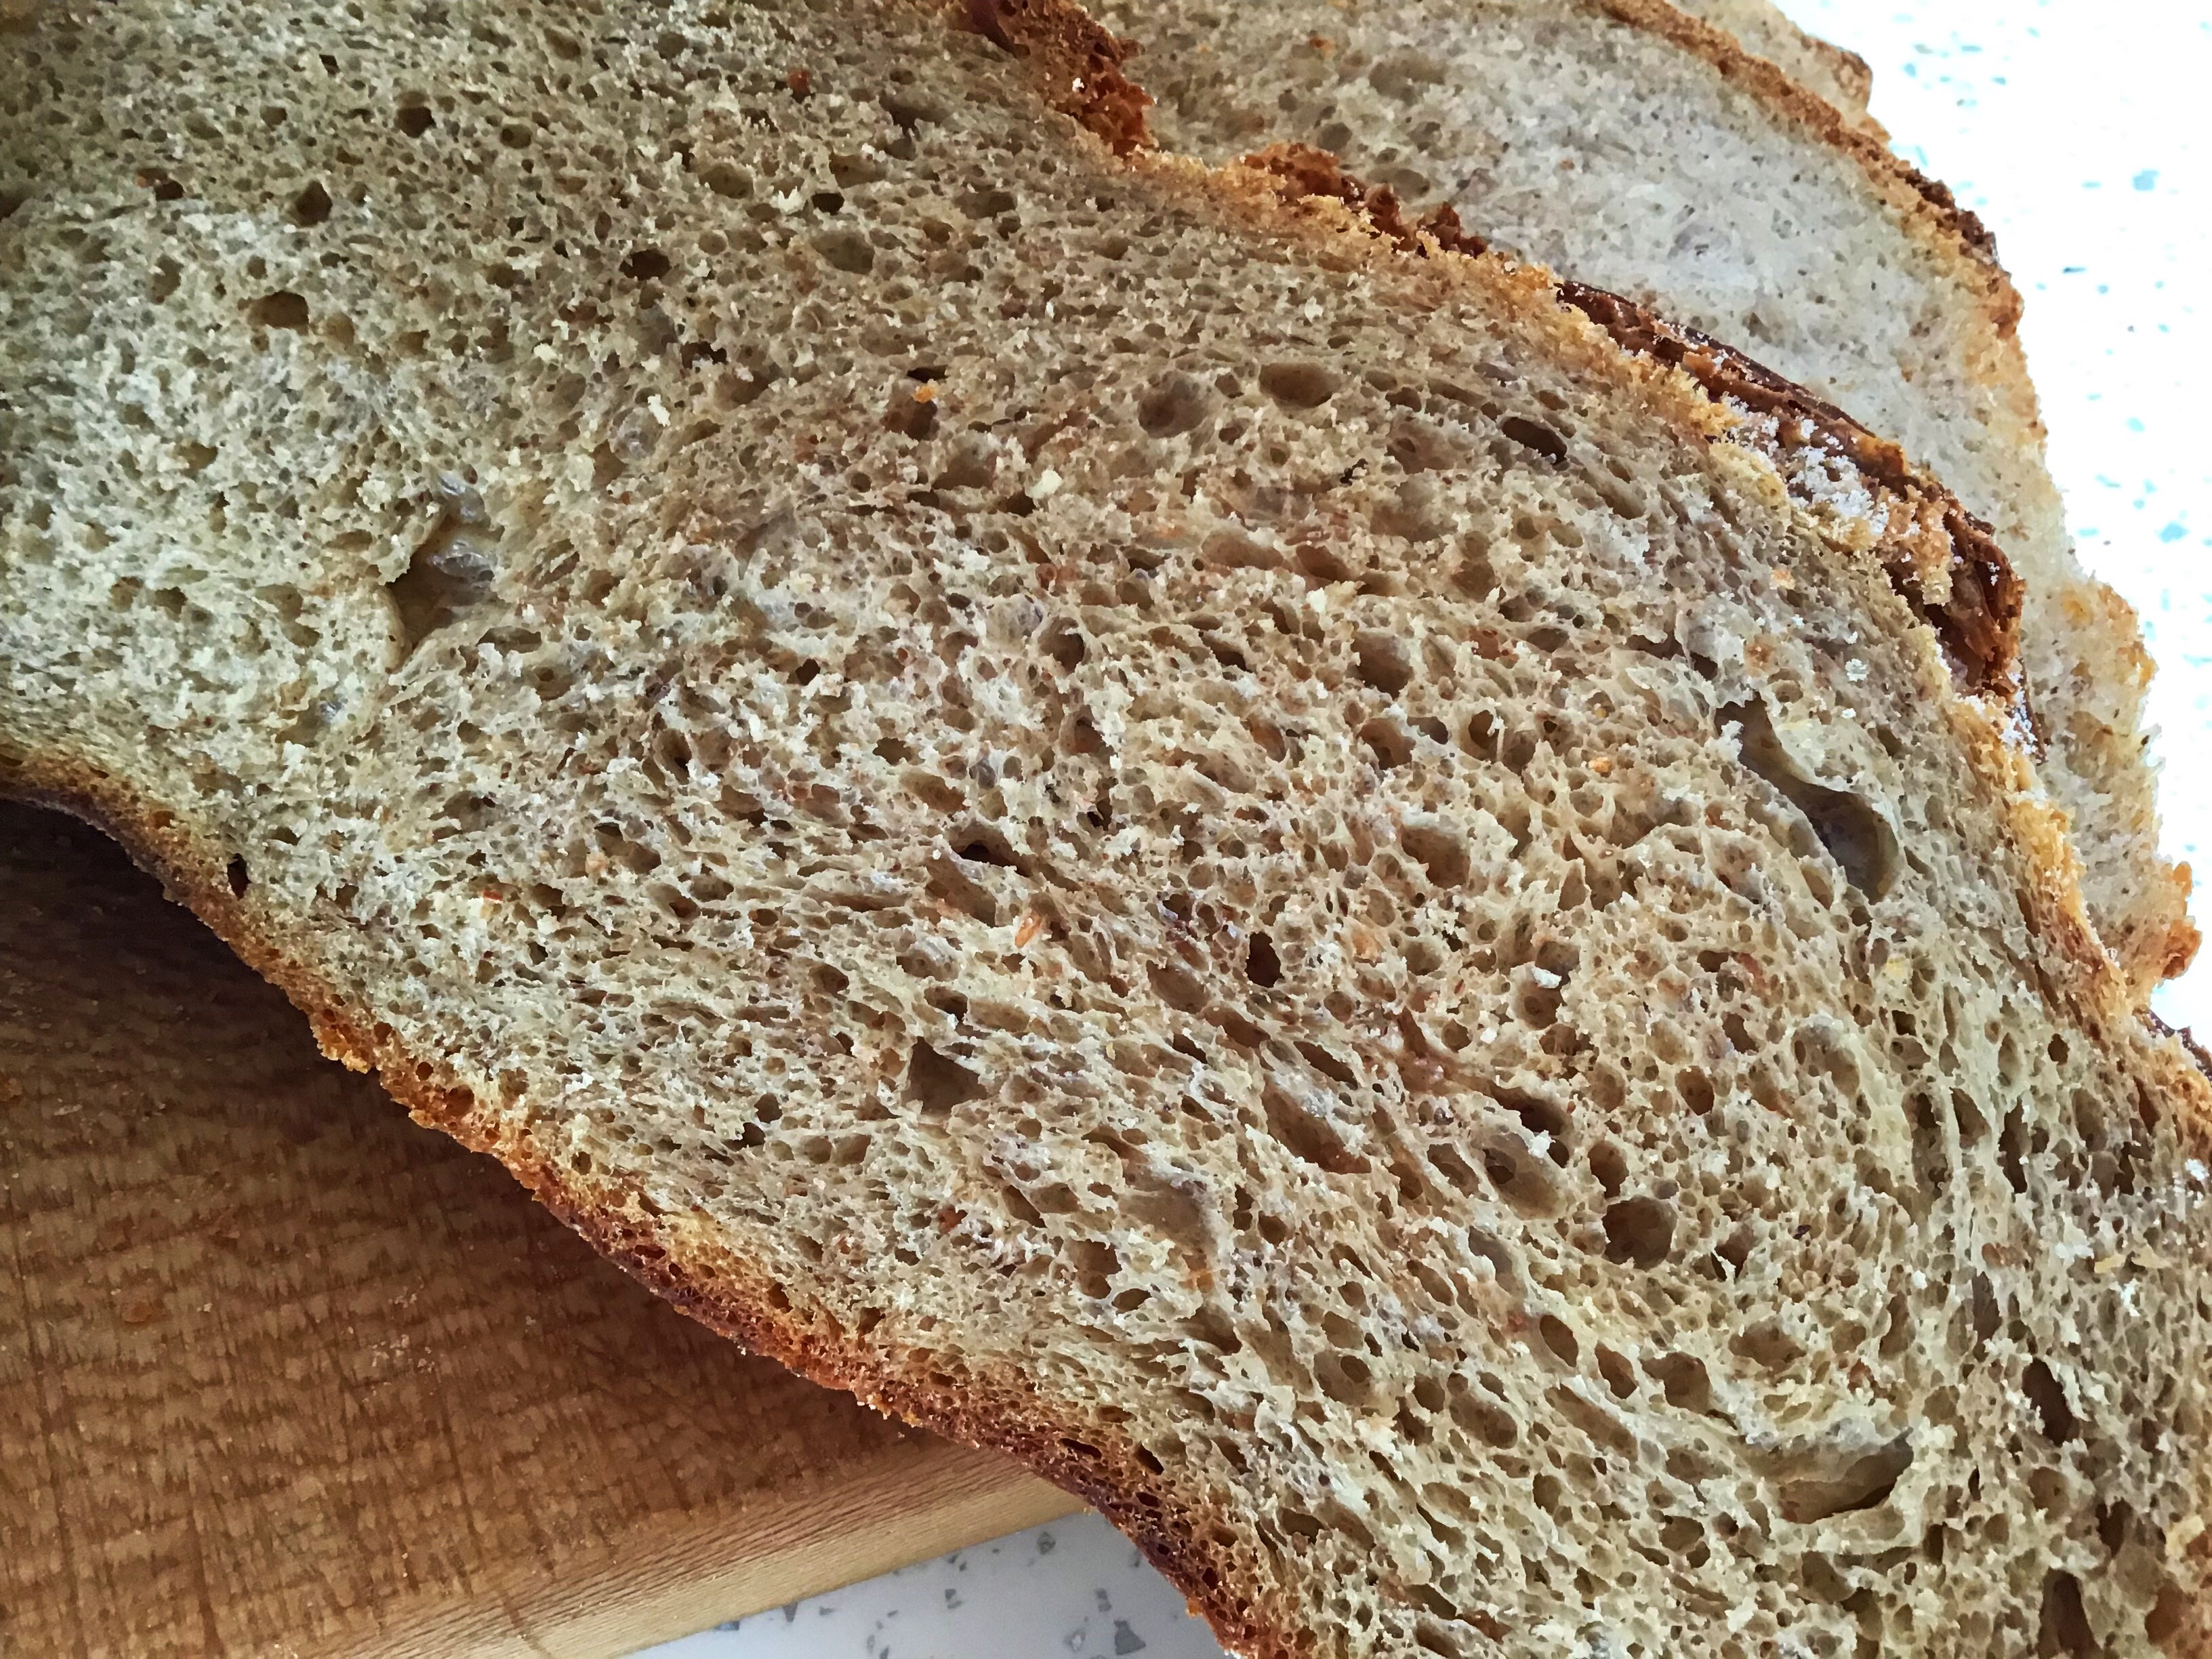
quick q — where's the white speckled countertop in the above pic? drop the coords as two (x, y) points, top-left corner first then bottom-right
(638, 6), (2212, 1653)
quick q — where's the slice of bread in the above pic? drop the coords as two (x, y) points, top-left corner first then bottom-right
(4, 1), (2210, 1654)
(1671, 0), (1872, 117)
(1092, 0), (2194, 998)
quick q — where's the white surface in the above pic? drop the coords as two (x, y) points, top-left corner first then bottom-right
(636, 6), (2211, 1654)
(642, 1518), (1224, 1659)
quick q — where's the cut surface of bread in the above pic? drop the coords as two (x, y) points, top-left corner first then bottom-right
(1091, 0), (2193, 996)
(5, 1), (2212, 1656)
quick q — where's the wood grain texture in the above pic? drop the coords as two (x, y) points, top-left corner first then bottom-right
(0, 802), (1077, 1659)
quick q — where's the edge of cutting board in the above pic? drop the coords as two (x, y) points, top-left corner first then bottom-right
(369, 1445), (1079, 1659)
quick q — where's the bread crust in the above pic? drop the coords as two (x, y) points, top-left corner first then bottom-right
(962, 0), (1153, 154)
(1221, 148), (2024, 706)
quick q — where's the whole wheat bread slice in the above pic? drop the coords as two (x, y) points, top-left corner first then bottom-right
(5, 1), (2211, 1654)
(1092, 0), (2193, 998)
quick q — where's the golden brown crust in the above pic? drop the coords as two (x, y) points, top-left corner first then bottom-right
(1591, 1), (2197, 1000)
(516, 1172), (1295, 1657)
(1040, 4), (2025, 711)
(1240, 141), (1490, 260)
(960, 0), (1153, 155)
(1551, 282), (2024, 701)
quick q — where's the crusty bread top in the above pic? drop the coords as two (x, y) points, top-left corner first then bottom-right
(1090, 0), (2194, 998)
(6, 1), (2212, 1655)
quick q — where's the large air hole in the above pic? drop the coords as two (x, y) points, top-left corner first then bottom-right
(2038, 1572), (2097, 1658)
(1263, 1086), (1368, 1176)
(1137, 371), (1209, 437)
(1480, 1142), (1559, 1216)
(1910, 1091), (1952, 1199)
(591, 823), (659, 874)
(1601, 1196), (1674, 1268)
(813, 228), (876, 274)
(250, 290), (310, 331)
(1722, 699), (1899, 897)
(1537, 1314), (1579, 1367)
(1401, 819), (1470, 888)
(1647, 1352), (1713, 1413)
(290, 180), (333, 226)
(1588, 1142), (1627, 1197)
(925, 857), (999, 926)
(884, 384), (938, 441)
(1595, 1346), (1637, 1399)
(1071, 1239), (1120, 1298)
(956, 186), (1018, 218)
(951, 821), (1020, 869)
(1498, 415), (1567, 464)
(907, 1042), (983, 1116)
(1258, 360), (1338, 409)
(1732, 1320), (1802, 1372)
(1447, 1389), (1518, 1448)
(1368, 47), (1448, 100)
(1040, 618), (1086, 670)
(1355, 631), (1415, 695)
(1361, 719), (1414, 770)
(1999, 1107), (2029, 1193)
(2024, 1359), (2079, 1443)
(2146, 1582), (2190, 1643)
(1504, 1090), (1570, 1151)
(701, 161), (752, 199)
(387, 516), (497, 652)
(1427, 1141), (1482, 1197)
(1147, 961), (1208, 1015)
(1776, 1438), (1912, 1523)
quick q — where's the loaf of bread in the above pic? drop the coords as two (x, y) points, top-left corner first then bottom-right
(4, 1), (2209, 1654)
(1093, 0), (2194, 996)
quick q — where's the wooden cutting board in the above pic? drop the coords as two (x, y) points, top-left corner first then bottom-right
(0, 802), (1078, 1658)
